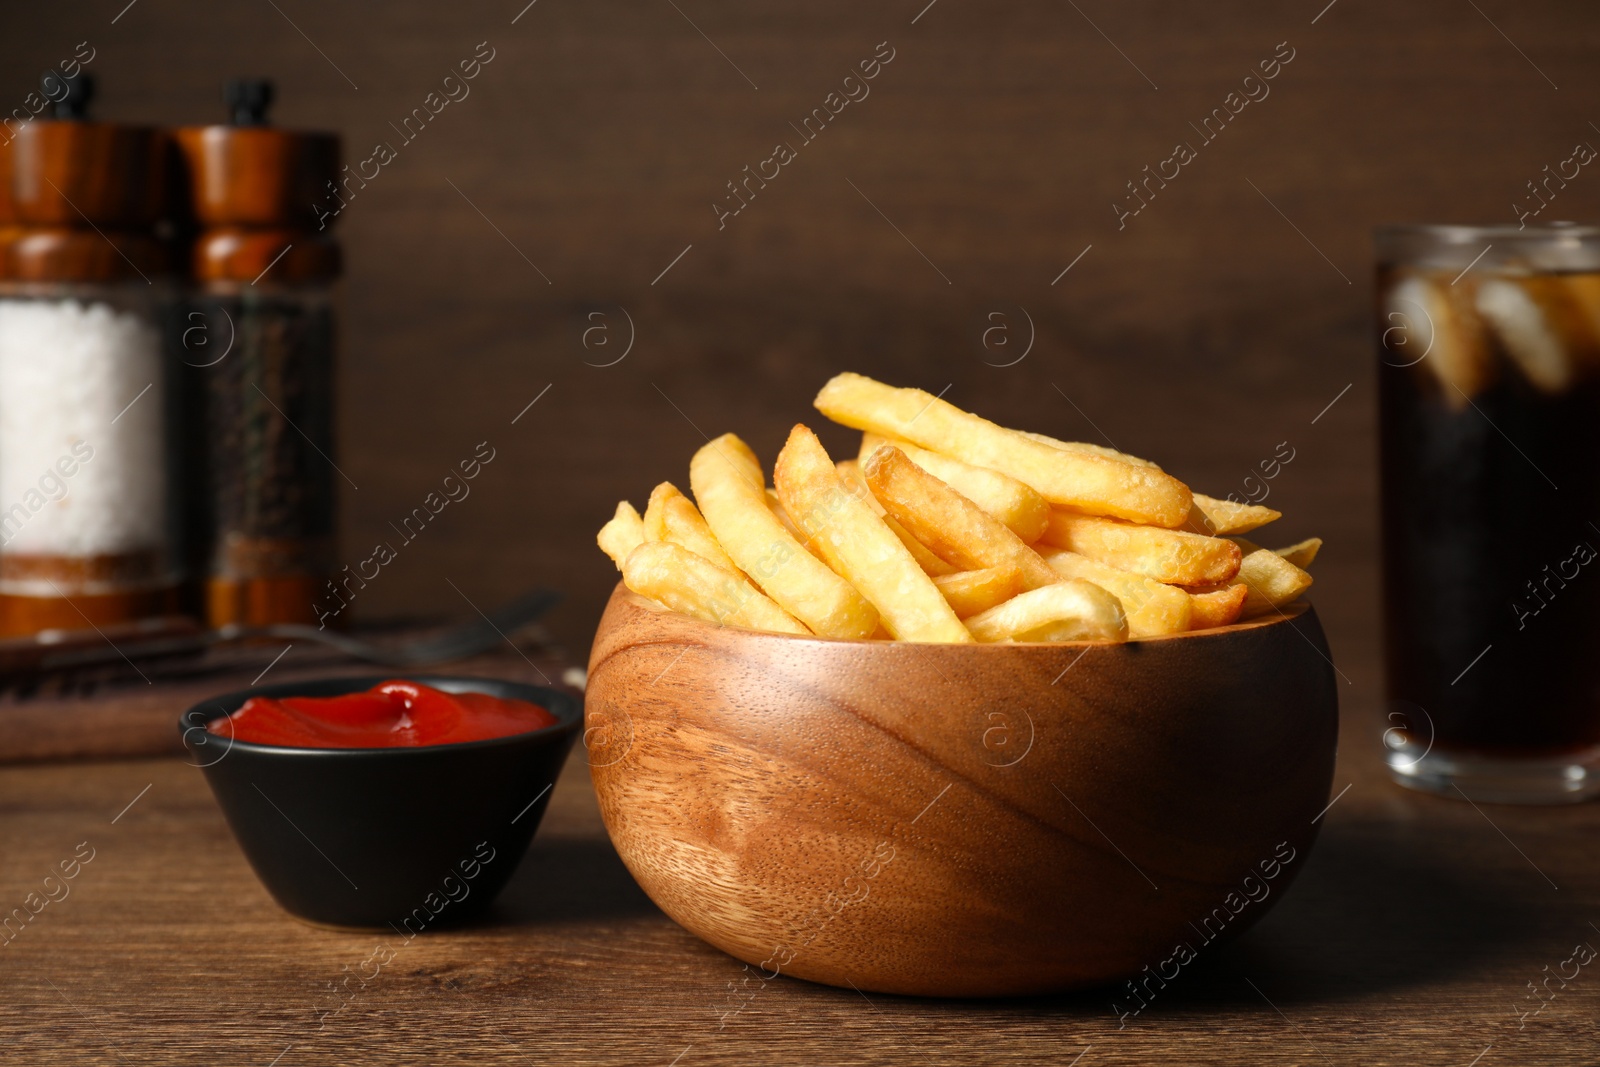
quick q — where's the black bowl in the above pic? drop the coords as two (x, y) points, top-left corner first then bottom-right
(180, 674), (581, 928)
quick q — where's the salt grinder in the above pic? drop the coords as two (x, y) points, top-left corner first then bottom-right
(0, 73), (182, 637)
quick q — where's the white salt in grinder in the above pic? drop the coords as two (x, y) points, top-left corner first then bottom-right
(0, 72), (184, 638)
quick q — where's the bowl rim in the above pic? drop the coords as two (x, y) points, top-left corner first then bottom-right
(605, 584), (1312, 648)
(178, 673), (583, 759)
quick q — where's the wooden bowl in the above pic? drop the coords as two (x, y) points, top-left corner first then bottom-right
(586, 586), (1338, 997)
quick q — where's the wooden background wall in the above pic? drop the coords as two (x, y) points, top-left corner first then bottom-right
(4, 0), (1599, 686)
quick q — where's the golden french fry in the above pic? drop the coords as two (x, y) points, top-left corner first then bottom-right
(859, 433), (1051, 543)
(933, 565), (1026, 619)
(836, 459), (957, 576)
(775, 426), (970, 643)
(890, 520), (959, 577)
(1040, 549), (1192, 638)
(964, 580), (1128, 643)
(834, 459), (872, 502)
(1230, 547), (1314, 618)
(1018, 431), (1160, 470)
(1184, 583), (1249, 630)
(642, 482), (739, 572)
(863, 445), (1061, 590)
(1181, 493), (1282, 536)
(1274, 537), (1322, 569)
(639, 484), (669, 539)
(602, 370), (1324, 644)
(1016, 433), (1280, 536)
(597, 501), (645, 571)
(765, 488), (808, 543)
(1041, 511), (1241, 585)
(690, 434), (878, 639)
(622, 542), (810, 635)
(814, 373), (1193, 527)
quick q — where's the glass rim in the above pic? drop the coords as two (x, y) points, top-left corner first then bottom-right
(1375, 221), (1600, 242)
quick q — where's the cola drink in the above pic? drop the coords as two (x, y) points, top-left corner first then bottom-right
(1377, 223), (1600, 802)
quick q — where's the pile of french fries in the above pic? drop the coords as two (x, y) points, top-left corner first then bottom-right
(596, 373), (1320, 644)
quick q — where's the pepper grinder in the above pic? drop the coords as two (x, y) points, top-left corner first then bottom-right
(175, 80), (342, 627)
(0, 72), (183, 637)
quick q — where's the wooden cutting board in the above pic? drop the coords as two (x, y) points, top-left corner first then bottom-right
(0, 625), (579, 763)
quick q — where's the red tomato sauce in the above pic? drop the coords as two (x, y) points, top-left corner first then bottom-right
(209, 680), (558, 748)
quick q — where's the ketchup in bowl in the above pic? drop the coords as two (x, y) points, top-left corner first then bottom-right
(208, 679), (558, 748)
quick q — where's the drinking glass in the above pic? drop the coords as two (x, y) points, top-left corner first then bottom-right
(1378, 222), (1600, 802)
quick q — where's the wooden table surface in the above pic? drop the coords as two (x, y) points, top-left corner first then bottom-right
(2, 643), (1598, 1067)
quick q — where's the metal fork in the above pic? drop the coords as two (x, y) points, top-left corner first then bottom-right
(0, 589), (562, 677)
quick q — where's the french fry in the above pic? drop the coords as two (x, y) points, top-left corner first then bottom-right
(859, 433), (1051, 543)
(1274, 537), (1322, 569)
(833, 459), (870, 499)
(836, 459), (957, 576)
(1181, 493), (1282, 536)
(690, 434), (879, 639)
(1018, 431), (1160, 470)
(1230, 546), (1314, 618)
(1184, 583), (1249, 630)
(642, 482), (739, 572)
(603, 371), (1324, 643)
(597, 501), (645, 571)
(933, 565), (1026, 619)
(1040, 511), (1241, 585)
(766, 488), (808, 543)
(1014, 434), (1280, 539)
(774, 425), (971, 643)
(863, 445), (1061, 590)
(964, 580), (1128, 643)
(639, 483), (670, 540)
(1040, 549), (1192, 638)
(814, 373), (1193, 527)
(622, 542), (810, 635)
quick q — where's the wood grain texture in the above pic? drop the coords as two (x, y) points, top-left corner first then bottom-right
(586, 586), (1338, 996)
(0, 1), (1596, 1059)
(0, 629), (573, 764)
(0, 582), (181, 639)
(173, 124), (339, 230)
(1, 0), (1593, 672)
(3, 121), (167, 226)
(4, 694), (1600, 1065)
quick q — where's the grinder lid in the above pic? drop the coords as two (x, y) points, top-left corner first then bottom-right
(174, 79), (341, 233)
(2, 72), (170, 230)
